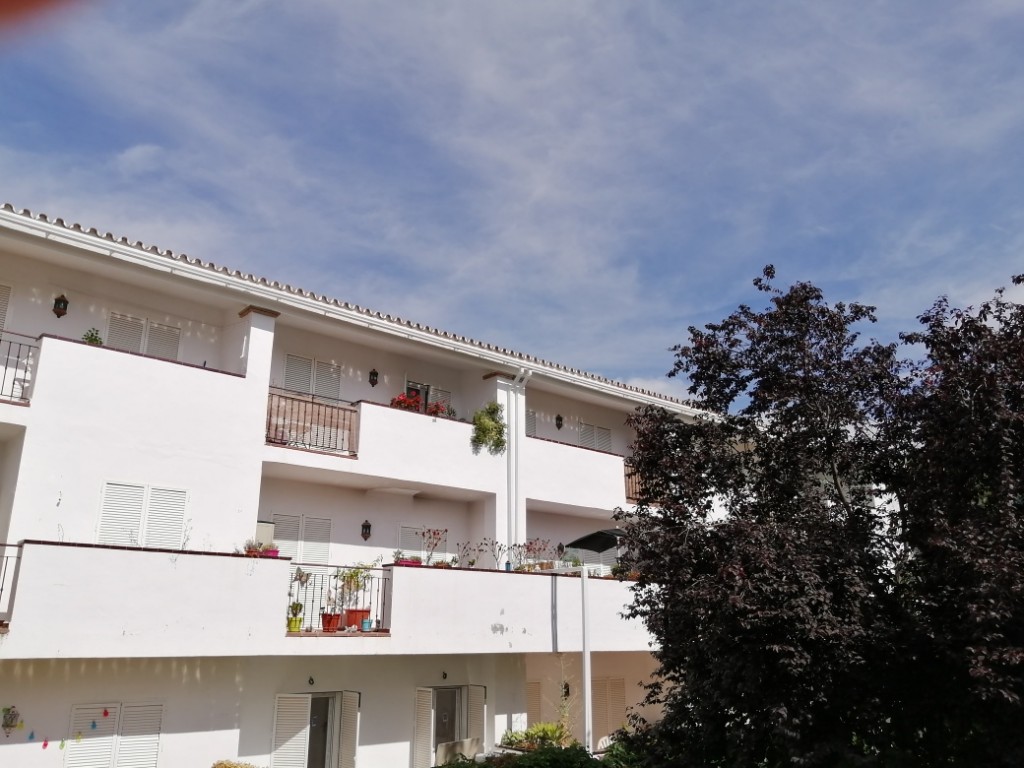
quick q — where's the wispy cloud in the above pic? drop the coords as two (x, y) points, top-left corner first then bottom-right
(2, 0), (1024, 387)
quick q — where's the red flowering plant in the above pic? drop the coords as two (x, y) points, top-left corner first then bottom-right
(390, 392), (422, 412)
(425, 401), (449, 417)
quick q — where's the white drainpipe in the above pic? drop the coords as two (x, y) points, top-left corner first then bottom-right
(506, 368), (531, 554)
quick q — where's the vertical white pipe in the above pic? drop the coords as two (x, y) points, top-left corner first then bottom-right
(581, 565), (592, 751)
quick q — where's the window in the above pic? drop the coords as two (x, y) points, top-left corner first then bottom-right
(579, 421), (612, 452)
(590, 677), (626, 751)
(285, 355), (343, 401)
(405, 380), (451, 414)
(273, 513), (331, 567)
(271, 691), (360, 768)
(107, 313), (180, 360)
(525, 680), (542, 725)
(413, 686), (485, 767)
(63, 701), (163, 768)
(97, 482), (187, 548)
(399, 525), (448, 563)
(525, 409), (537, 438)
(0, 283), (10, 331)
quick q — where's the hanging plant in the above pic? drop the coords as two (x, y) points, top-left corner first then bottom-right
(471, 401), (507, 455)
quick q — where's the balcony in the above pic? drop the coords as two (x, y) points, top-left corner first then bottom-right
(285, 563), (390, 635)
(0, 333), (36, 403)
(265, 387), (358, 456)
(522, 436), (629, 509)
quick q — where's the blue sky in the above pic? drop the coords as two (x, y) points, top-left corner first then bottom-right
(3, 1), (1024, 398)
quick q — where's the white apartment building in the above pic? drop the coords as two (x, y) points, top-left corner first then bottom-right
(0, 204), (695, 768)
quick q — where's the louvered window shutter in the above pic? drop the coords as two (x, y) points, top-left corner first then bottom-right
(313, 360), (342, 400)
(412, 688), (433, 768)
(284, 355), (313, 394)
(0, 284), (10, 331)
(591, 678), (609, 750)
(525, 681), (541, 726)
(608, 678), (626, 735)
(114, 704), (163, 768)
(467, 685), (486, 742)
(98, 483), (145, 546)
(65, 702), (121, 768)
(339, 691), (360, 768)
(271, 694), (310, 768)
(107, 313), (145, 354)
(525, 409), (537, 438)
(144, 323), (179, 361)
(595, 426), (612, 452)
(427, 387), (451, 408)
(579, 422), (595, 449)
(142, 487), (186, 549)
(272, 514), (301, 561)
(400, 526), (425, 559)
(301, 516), (331, 566)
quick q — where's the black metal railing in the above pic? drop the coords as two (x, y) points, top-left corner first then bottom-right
(266, 387), (358, 455)
(0, 543), (21, 620)
(0, 334), (37, 402)
(286, 563), (389, 633)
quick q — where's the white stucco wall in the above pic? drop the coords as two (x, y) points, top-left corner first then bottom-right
(0, 653), (527, 768)
(522, 437), (628, 511)
(6, 333), (268, 549)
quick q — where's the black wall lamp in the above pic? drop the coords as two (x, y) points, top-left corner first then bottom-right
(555, 414), (564, 430)
(52, 294), (69, 318)
(361, 520), (372, 541)
(368, 368), (379, 387)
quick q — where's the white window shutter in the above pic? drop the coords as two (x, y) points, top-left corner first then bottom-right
(400, 526), (425, 559)
(65, 703), (121, 768)
(525, 409), (537, 438)
(271, 694), (311, 768)
(525, 681), (541, 726)
(114, 704), (163, 768)
(313, 360), (342, 400)
(467, 685), (486, 742)
(272, 514), (301, 561)
(608, 678), (626, 735)
(301, 516), (331, 566)
(595, 426), (612, 452)
(0, 284), (10, 331)
(412, 688), (433, 768)
(427, 387), (451, 408)
(107, 313), (145, 354)
(591, 678), (609, 751)
(284, 355), (313, 394)
(98, 483), (145, 546)
(579, 422), (595, 449)
(339, 691), (360, 768)
(142, 487), (186, 549)
(145, 323), (179, 361)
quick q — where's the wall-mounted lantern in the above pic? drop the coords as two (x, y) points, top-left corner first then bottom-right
(368, 368), (379, 387)
(52, 294), (69, 318)
(361, 520), (372, 541)
(555, 414), (564, 430)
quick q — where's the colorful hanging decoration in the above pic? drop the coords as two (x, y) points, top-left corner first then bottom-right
(60, 739), (66, 750)
(75, 731), (82, 743)
(2, 706), (20, 738)
(90, 720), (97, 730)
(28, 730), (34, 741)
(42, 738), (48, 749)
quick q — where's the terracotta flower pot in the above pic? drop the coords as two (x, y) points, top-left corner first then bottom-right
(321, 612), (342, 632)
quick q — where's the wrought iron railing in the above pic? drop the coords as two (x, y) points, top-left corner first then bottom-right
(625, 470), (642, 504)
(0, 334), (37, 402)
(265, 387), (358, 455)
(286, 563), (389, 633)
(0, 543), (21, 620)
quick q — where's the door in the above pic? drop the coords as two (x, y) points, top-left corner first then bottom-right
(433, 688), (459, 748)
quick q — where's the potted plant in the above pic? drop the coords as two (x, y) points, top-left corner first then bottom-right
(82, 328), (103, 346)
(287, 602), (303, 632)
(392, 549), (422, 566)
(470, 401), (507, 455)
(321, 591), (343, 633)
(337, 557), (381, 629)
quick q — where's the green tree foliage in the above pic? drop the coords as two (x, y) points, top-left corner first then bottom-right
(616, 267), (1024, 767)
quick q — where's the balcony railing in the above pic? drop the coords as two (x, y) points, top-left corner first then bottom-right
(625, 470), (642, 504)
(0, 543), (20, 622)
(266, 387), (358, 456)
(0, 333), (37, 402)
(287, 563), (390, 634)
